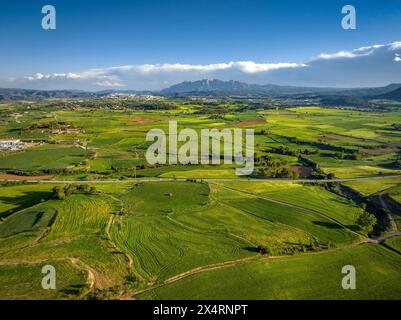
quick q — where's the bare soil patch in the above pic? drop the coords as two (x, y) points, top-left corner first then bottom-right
(128, 117), (158, 124)
(361, 147), (394, 156)
(236, 119), (266, 127)
(0, 173), (54, 181)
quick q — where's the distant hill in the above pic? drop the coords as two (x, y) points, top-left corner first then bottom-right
(374, 86), (401, 100)
(0, 88), (97, 101)
(0, 88), (153, 102)
(337, 83), (401, 98)
(160, 79), (401, 98)
(160, 79), (340, 96)
(160, 79), (259, 94)
(1, 81), (401, 101)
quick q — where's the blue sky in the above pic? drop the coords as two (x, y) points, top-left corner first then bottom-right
(1, 0), (401, 90)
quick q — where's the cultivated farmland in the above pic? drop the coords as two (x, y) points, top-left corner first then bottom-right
(1, 99), (401, 299)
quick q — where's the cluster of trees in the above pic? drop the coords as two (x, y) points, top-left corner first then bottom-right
(333, 150), (362, 160)
(391, 123), (401, 131)
(355, 211), (377, 234)
(52, 184), (97, 200)
(120, 101), (177, 110)
(257, 238), (331, 256)
(208, 114), (226, 120)
(390, 148), (401, 169)
(287, 136), (355, 154)
(26, 120), (73, 131)
(254, 154), (300, 178)
(0, 180), (35, 187)
(269, 146), (318, 157)
(255, 167), (300, 179)
(323, 182), (377, 235)
(298, 156), (327, 179)
(255, 154), (287, 167)
(5, 167), (91, 177)
(194, 107), (229, 115)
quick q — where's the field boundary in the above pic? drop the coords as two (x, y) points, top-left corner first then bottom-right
(1, 174), (401, 184)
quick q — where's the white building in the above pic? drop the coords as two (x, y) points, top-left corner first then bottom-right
(0, 140), (26, 151)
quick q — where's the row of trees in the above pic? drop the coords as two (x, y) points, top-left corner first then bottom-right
(52, 184), (97, 200)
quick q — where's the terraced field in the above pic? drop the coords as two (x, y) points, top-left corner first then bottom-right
(0, 260), (87, 300)
(1, 103), (401, 300)
(111, 214), (251, 283)
(139, 244), (401, 300)
(213, 182), (364, 227)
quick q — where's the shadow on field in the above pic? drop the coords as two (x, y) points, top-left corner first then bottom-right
(0, 191), (53, 219)
(243, 246), (259, 253)
(60, 284), (87, 296)
(346, 224), (360, 232)
(312, 221), (342, 229)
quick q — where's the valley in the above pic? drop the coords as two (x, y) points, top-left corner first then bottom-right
(1, 95), (401, 299)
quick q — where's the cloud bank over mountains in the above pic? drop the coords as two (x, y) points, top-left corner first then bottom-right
(3, 41), (401, 91)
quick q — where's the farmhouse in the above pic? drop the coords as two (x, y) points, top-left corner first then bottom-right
(0, 139), (26, 151)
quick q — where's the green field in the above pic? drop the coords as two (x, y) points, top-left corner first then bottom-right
(385, 236), (401, 253)
(2, 105), (400, 180)
(0, 260), (88, 300)
(139, 244), (401, 300)
(0, 183), (54, 218)
(0, 144), (92, 172)
(1, 100), (401, 300)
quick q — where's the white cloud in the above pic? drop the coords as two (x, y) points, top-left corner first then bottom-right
(130, 61), (307, 74)
(389, 41), (401, 50)
(20, 61), (307, 86)
(318, 51), (358, 59)
(317, 44), (384, 60)
(94, 80), (125, 87)
(9, 40), (401, 90)
(24, 72), (83, 80)
(230, 61), (307, 73)
(134, 63), (230, 73)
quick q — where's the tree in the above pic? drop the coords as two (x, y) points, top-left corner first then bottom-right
(52, 186), (65, 200)
(89, 186), (97, 194)
(327, 172), (335, 180)
(291, 170), (300, 179)
(356, 211), (377, 234)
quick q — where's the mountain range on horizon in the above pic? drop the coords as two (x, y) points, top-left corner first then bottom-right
(1, 79), (401, 102)
(159, 79), (401, 97)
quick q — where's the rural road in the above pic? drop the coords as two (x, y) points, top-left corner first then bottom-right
(1, 174), (401, 184)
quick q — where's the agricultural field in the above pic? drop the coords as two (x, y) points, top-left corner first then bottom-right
(138, 244), (401, 300)
(0, 99), (401, 300)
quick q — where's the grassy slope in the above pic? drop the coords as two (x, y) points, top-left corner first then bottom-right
(343, 177), (401, 196)
(0, 260), (87, 300)
(385, 236), (401, 253)
(120, 182), (209, 215)
(111, 182), (252, 283)
(111, 214), (251, 283)
(214, 182), (363, 227)
(0, 193), (129, 291)
(0, 184), (54, 218)
(0, 144), (92, 171)
(139, 244), (401, 300)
